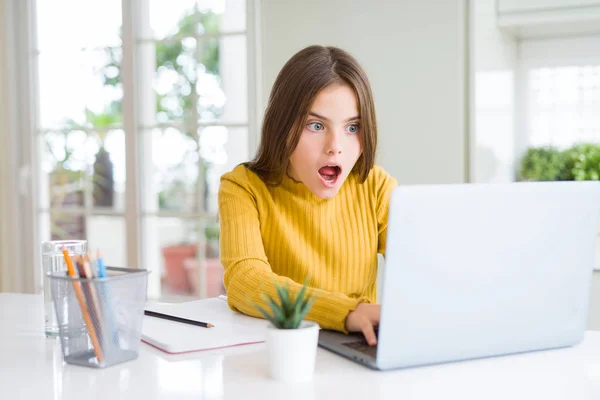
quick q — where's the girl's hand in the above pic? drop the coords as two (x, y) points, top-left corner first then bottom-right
(345, 303), (380, 346)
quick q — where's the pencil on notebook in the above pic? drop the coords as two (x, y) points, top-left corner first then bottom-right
(62, 248), (104, 363)
(144, 310), (214, 328)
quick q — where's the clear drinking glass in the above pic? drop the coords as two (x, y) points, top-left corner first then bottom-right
(41, 240), (87, 337)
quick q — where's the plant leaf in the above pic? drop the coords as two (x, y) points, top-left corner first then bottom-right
(297, 295), (316, 322)
(300, 292), (315, 312)
(289, 312), (303, 329)
(293, 291), (305, 316)
(254, 303), (282, 328)
(262, 294), (285, 323)
(293, 278), (309, 310)
(253, 278), (318, 329)
(275, 281), (292, 315)
(282, 316), (295, 329)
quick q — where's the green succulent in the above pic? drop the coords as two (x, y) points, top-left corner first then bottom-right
(254, 279), (316, 329)
(518, 146), (566, 181)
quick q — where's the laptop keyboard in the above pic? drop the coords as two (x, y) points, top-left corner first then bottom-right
(342, 339), (378, 358)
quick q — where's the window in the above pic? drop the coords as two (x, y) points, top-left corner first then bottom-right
(34, 0), (252, 300)
(518, 36), (600, 150)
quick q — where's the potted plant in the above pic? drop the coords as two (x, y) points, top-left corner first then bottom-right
(517, 146), (566, 181)
(254, 280), (319, 383)
(162, 242), (198, 293)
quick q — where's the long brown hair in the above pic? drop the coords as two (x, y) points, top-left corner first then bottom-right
(246, 45), (378, 185)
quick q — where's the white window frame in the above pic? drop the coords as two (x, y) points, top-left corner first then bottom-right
(0, 0), (262, 295)
(0, 0), (38, 293)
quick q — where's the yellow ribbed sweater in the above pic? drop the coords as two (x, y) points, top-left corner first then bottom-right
(218, 164), (397, 332)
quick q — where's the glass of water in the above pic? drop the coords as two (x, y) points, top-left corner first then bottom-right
(41, 240), (87, 337)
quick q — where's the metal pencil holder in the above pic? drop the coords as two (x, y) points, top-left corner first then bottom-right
(48, 267), (149, 368)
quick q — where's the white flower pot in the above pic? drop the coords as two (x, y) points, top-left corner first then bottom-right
(265, 320), (320, 383)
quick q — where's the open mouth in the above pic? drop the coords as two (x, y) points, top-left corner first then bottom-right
(318, 165), (342, 187)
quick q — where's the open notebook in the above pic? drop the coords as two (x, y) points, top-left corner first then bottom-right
(141, 296), (269, 354)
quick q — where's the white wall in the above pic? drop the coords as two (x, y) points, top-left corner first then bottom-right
(471, 0), (518, 183)
(258, 0), (469, 185)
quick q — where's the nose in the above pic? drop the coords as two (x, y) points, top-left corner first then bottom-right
(325, 131), (342, 155)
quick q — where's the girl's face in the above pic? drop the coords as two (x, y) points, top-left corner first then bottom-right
(289, 84), (362, 199)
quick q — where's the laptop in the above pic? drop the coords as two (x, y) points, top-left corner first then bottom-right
(318, 181), (600, 370)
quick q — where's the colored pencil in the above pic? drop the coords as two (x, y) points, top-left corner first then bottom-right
(62, 248), (104, 363)
(79, 255), (106, 347)
(96, 250), (107, 278)
(94, 251), (121, 347)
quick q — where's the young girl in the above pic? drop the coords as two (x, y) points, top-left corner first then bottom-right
(218, 45), (397, 346)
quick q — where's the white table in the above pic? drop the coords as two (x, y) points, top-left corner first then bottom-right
(2, 293), (600, 400)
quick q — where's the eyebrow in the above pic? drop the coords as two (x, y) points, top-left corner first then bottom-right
(308, 111), (360, 122)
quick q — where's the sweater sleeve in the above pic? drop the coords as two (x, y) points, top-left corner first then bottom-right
(218, 174), (368, 332)
(376, 169), (399, 255)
